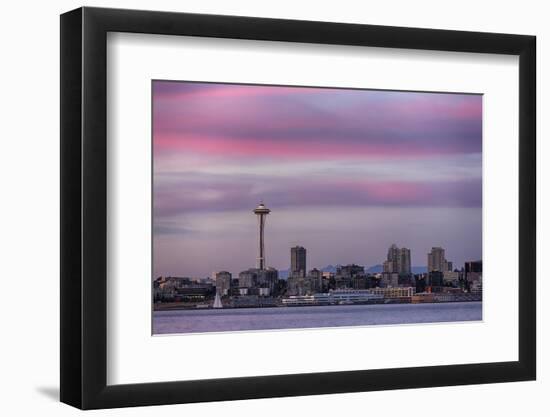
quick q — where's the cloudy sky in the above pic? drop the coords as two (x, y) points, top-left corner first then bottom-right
(153, 81), (482, 278)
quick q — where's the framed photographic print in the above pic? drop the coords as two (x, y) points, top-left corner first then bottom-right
(60, 6), (536, 409)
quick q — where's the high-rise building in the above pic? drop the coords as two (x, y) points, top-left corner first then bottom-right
(308, 268), (322, 279)
(383, 244), (411, 275)
(428, 271), (444, 287)
(384, 244), (400, 273)
(443, 270), (461, 286)
(465, 260), (482, 273)
(257, 267), (279, 294)
(415, 274), (427, 293)
(238, 269), (257, 288)
(291, 246), (307, 278)
(465, 260), (482, 287)
(215, 271), (232, 296)
(308, 268), (323, 292)
(335, 264), (365, 289)
(380, 272), (399, 288)
(427, 247), (450, 272)
(399, 247), (412, 275)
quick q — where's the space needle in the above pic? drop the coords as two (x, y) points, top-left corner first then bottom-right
(253, 202), (271, 270)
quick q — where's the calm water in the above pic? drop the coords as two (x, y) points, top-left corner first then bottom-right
(153, 301), (482, 334)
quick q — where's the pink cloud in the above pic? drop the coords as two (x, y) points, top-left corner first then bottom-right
(154, 132), (473, 161)
(153, 83), (323, 102)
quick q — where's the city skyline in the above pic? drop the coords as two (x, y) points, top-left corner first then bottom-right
(156, 227), (479, 280)
(153, 201), (481, 279)
(153, 81), (482, 278)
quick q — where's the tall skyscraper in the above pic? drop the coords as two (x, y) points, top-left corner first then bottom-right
(384, 244), (400, 273)
(427, 247), (451, 272)
(291, 246), (307, 278)
(399, 247), (411, 275)
(253, 202), (271, 270)
(383, 244), (411, 275)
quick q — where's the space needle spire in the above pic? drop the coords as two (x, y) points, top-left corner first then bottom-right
(253, 202), (271, 270)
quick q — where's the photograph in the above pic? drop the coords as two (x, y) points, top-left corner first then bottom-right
(151, 81), (483, 335)
(1, 0), (542, 414)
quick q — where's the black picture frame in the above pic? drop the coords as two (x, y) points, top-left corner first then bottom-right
(60, 6), (536, 410)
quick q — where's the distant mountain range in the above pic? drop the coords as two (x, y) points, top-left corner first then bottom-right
(365, 264), (383, 273)
(278, 264), (427, 279)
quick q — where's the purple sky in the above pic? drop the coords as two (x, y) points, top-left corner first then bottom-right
(153, 81), (482, 278)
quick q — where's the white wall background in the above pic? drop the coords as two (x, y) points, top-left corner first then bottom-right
(0, 0), (546, 416)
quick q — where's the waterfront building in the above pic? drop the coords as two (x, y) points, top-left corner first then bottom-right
(230, 295), (278, 308)
(411, 293), (435, 303)
(282, 294), (326, 306)
(291, 246), (307, 278)
(412, 291), (481, 303)
(282, 290), (384, 306)
(153, 277), (216, 302)
(153, 280), (176, 302)
(215, 271), (232, 296)
(369, 286), (415, 298)
(330, 289), (384, 304)
(153, 276), (217, 301)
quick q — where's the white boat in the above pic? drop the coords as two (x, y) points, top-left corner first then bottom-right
(213, 292), (223, 309)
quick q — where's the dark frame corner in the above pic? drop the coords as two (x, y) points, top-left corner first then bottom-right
(61, 6), (536, 410)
